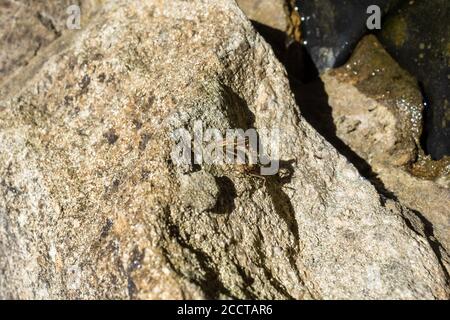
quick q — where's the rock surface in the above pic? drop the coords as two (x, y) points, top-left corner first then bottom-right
(0, 0), (101, 84)
(236, 0), (308, 84)
(0, 0), (449, 299)
(321, 35), (423, 167)
(373, 163), (450, 261)
(236, 0), (288, 33)
(379, 0), (450, 159)
(321, 35), (450, 256)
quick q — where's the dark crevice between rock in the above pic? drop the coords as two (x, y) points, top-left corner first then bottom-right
(163, 206), (237, 299)
(289, 54), (398, 201)
(250, 18), (450, 279)
(250, 20), (383, 186)
(294, 52), (450, 282)
(251, 21), (316, 83)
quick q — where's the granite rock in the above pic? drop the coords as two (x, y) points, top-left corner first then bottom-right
(321, 35), (423, 167)
(236, 0), (288, 33)
(321, 35), (450, 257)
(0, 0), (448, 299)
(0, 0), (101, 84)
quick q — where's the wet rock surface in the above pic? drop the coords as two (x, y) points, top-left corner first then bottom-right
(291, 0), (449, 159)
(321, 35), (423, 167)
(1, 0), (449, 299)
(379, 0), (450, 159)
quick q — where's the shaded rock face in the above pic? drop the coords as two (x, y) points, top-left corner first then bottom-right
(296, 0), (402, 71)
(379, 0), (450, 159)
(0, 0), (449, 300)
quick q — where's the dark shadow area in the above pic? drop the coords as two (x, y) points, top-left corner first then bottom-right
(222, 84), (256, 131)
(251, 21), (316, 83)
(292, 76), (397, 198)
(163, 206), (237, 299)
(252, 19), (395, 199)
(251, 22), (344, 144)
(212, 176), (237, 215)
(403, 209), (450, 282)
(265, 160), (300, 248)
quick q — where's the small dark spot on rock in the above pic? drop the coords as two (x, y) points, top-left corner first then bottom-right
(139, 133), (152, 151)
(106, 74), (115, 83)
(104, 179), (120, 199)
(100, 218), (114, 238)
(0, 179), (21, 196)
(77, 129), (88, 137)
(68, 57), (77, 70)
(128, 246), (144, 273)
(103, 129), (119, 144)
(98, 73), (106, 83)
(212, 176), (237, 214)
(64, 95), (73, 106)
(79, 74), (91, 91)
(93, 52), (104, 60)
(132, 119), (143, 130)
(80, 59), (89, 68)
(144, 95), (155, 111)
(111, 179), (120, 192)
(141, 169), (151, 180)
